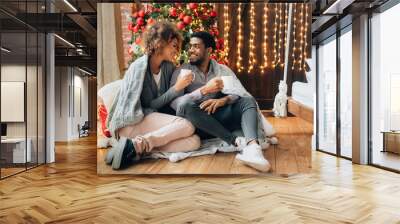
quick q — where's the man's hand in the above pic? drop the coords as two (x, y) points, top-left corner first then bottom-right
(199, 97), (228, 114)
(200, 77), (224, 95)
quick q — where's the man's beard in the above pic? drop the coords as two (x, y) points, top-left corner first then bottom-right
(189, 55), (205, 66)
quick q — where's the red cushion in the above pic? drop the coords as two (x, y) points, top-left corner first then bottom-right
(98, 104), (111, 138)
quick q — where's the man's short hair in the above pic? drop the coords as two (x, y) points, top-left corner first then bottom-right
(191, 31), (216, 50)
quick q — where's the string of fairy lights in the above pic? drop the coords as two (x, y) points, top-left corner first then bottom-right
(236, 3), (243, 72)
(230, 3), (309, 73)
(259, 3), (268, 73)
(247, 3), (256, 73)
(272, 4), (278, 68)
(302, 4), (309, 70)
(223, 4), (230, 59)
(277, 4), (283, 67)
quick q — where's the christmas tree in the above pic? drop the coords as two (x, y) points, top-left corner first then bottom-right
(127, 3), (227, 65)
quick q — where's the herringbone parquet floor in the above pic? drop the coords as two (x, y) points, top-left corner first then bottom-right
(1, 117), (400, 223)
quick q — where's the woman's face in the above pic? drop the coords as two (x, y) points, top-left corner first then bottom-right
(161, 38), (179, 63)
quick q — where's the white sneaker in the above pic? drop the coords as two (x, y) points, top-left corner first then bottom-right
(235, 143), (271, 172)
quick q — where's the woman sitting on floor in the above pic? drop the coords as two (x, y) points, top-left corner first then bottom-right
(105, 21), (200, 170)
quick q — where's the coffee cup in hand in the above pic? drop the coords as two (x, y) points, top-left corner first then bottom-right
(220, 76), (234, 91)
(179, 69), (195, 81)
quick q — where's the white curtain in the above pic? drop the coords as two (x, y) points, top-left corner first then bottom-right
(97, 3), (124, 89)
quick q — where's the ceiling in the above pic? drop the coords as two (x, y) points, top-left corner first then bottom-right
(0, 0), (97, 75)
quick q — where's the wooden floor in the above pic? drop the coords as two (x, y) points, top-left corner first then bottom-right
(1, 121), (400, 223)
(98, 117), (313, 175)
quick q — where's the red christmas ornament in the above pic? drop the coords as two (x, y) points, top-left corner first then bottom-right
(179, 12), (185, 20)
(169, 7), (178, 17)
(138, 10), (145, 18)
(147, 18), (155, 25)
(177, 21), (186, 30)
(128, 22), (134, 31)
(133, 25), (139, 33)
(135, 37), (141, 44)
(189, 3), (198, 10)
(136, 17), (144, 26)
(210, 10), (217, 17)
(183, 15), (192, 24)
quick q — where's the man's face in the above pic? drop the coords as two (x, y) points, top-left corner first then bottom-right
(188, 37), (209, 65)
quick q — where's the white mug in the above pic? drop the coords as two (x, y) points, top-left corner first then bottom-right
(179, 69), (195, 81)
(220, 76), (234, 91)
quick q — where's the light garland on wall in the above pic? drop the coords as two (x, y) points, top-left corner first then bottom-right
(236, 3), (243, 72)
(272, 4), (278, 68)
(291, 4), (297, 70)
(282, 3), (289, 68)
(303, 4), (309, 70)
(277, 4), (283, 66)
(297, 3), (305, 71)
(260, 3), (268, 73)
(223, 4), (230, 59)
(248, 3), (256, 73)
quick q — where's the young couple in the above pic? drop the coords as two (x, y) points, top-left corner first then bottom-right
(105, 21), (275, 172)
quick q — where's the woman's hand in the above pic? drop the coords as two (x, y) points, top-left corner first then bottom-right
(174, 72), (194, 91)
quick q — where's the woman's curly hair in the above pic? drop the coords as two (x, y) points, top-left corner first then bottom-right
(143, 21), (183, 55)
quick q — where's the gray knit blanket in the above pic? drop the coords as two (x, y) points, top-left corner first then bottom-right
(107, 55), (149, 138)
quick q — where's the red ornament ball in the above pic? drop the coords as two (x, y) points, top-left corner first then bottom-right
(147, 18), (155, 25)
(179, 13), (185, 20)
(189, 3), (198, 10)
(138, 10), (145, 18)
(133, 25), (139, 33)
(210, 11), (217, 17)
(177, 21), (186, 30)
(135, 37), (141, 44)
(169, 7), (178, 17)
(136, 17), (144, 26)
(183, 15), (192, 24)
(128, 22), (133, 31)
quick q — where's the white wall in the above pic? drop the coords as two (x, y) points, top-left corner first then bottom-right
(54, 67), (89, 141)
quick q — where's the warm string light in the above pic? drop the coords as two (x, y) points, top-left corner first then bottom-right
(260, 3), (268, 73)
(291, 4), (297, 70)
(282, 3), (289, 68)
(297, 3), (305, 70)
(223, 4), (230, 59)
(303, 4), (309, 70)
(236, 3), (243, 72)
(272, 4), (278, 68)
(277, 4), (283, 66)
(247, 3), (256, 73)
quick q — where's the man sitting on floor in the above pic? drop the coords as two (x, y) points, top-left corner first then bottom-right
(170, 31), (274, 172)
